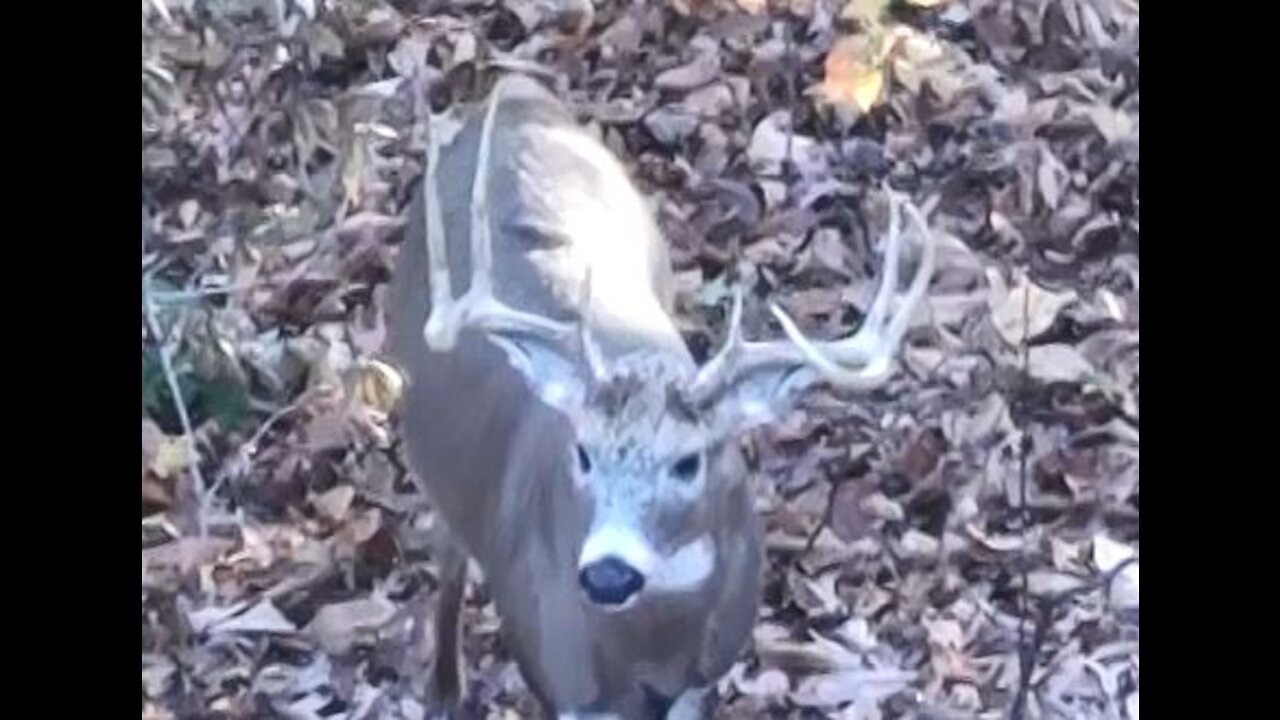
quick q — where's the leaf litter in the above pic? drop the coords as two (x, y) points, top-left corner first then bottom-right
(142, 0), (1138, 717)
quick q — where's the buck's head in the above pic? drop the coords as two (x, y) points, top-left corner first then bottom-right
(419, 76), (936, 611)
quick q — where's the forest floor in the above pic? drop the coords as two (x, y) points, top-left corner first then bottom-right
(142, 0), (1138, 718)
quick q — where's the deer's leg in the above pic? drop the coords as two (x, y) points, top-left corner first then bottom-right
(427, 539), (468, 716)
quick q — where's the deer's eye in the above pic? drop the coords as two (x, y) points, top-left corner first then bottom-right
(670, 453), (701, 481)
(575, 443), (593, 474)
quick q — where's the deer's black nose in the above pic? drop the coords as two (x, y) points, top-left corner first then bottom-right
(578, 556), (645, 606)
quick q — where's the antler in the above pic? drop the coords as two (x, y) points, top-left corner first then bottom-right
(422, 77), (577, 353)
(686, 189), (935, 406)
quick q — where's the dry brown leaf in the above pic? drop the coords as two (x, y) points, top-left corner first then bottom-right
(788, 570), (845, 616)
(1093, 535), (1139, 610)
(142, 477), (172, 509)
(313, 485), (356, 522)
(987, 268), (1077, 346)
(1027, 569), (1088, 596)
(791, 668), (917, 708)
(304, 594), (398, 655)
(142, 654), (177, 699)
(337, 507), (383, 546)
(1028, 344), (1095, 383)
(899, 528), (940, 558)
(754, 631), (862, 674)
(655, 51), (720, 91)
(733, 667), (790, 697)
(178, 199), (200, 229)
(144, 536), (234, 576)
(818, 36), (885, 114)
(860, 492), (905, 522)
(142, 419), (163, 471)
(190, 599), (297, 635)
(964, 523), (1024, 553)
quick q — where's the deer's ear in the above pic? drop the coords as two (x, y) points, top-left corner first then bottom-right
(488, 335), (588, 416)
(704, 365), (817, 440)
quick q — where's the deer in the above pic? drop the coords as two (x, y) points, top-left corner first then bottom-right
(385, 73), (935, 719)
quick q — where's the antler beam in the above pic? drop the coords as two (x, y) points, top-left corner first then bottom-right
(422, 78), (576, 353)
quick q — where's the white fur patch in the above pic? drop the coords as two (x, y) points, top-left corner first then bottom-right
(578, 523), (658, 577)
(648, 535), (716, 593)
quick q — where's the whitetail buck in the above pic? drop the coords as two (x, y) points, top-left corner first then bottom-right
(386, 74), (934, 719)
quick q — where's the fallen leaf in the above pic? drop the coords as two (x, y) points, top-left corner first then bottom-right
(655, 51), (719, 91)
(987, 268), (1077, 346)
(142, 476), (172, 509)
(833, 617), (877, 653)
(191, 599), (297, 635)
(142, 654), (177, 699)
(150, 435), (193, 480)
(788, 570), (845, 616)
(1027, 569), (1088, 597)
(748, 111), (829, 178)
(860, 492), (905, 522)
(143, 536), (234, 581)
(791, 668), (917, 707)
(899, 528), (940, 558)
(754, 631), (862, 673)
(734, 667), (790, 697)
(1087, 105), (1134, 144)
(818, 36), (885, 113)
(142, 419), (163, 473)
(964, 523), (1024, 553)
(337, 507), (383, 546)
(304, 595), (398, 655)
(357, 359), (403, 414)
(179, 199), (200, 229)
(313, 485), (356, 522)
(1093, 534), (1139, 610)
(1028, 344), (1095, 383)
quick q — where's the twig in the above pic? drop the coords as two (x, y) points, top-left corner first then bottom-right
(1011, 282), (1033, 720)
(207, 395), (309, 501)
(1009, 555), (1139, 715)
(143, 273), (211, 538)
(782, 4), (795, 177)
(149, 284), (262, 303)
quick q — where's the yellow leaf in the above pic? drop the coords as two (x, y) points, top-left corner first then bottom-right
(842, 0), (890, 25)
(819, 36), (885, 113)
(151, 436), (193, 480)
(356, 359), (404, 415)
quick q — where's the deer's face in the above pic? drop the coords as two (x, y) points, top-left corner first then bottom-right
(562, 353), (731, 611)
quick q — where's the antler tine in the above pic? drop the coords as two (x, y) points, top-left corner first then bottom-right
(688, 189), (934, 404)
(423, 77), (576, 353)
(772, 189), (934, 383)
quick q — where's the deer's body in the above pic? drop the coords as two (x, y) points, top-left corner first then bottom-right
(387, 75), (934, 719)
(388, 77), (761, 717)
